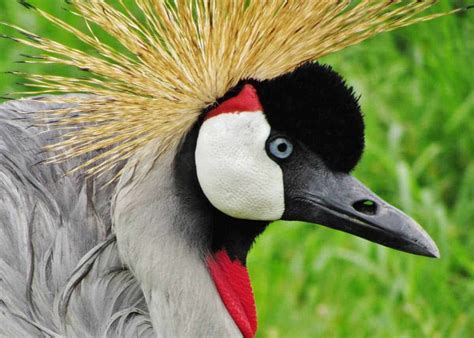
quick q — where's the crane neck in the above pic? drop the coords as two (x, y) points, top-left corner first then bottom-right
(112, 131), (267, 337)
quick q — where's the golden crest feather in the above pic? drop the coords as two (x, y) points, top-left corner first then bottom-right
(3, 0), (462, 177)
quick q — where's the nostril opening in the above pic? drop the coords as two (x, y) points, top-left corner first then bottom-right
(353, 199), (378, 215)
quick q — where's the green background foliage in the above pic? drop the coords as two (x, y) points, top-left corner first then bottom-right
(0, 1), (473, 337)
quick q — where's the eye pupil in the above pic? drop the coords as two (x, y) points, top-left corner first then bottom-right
(268, 137), (294, 160)
(277, 143), (287, 152)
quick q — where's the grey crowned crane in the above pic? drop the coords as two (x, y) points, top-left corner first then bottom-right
(0, 1), (461, 337)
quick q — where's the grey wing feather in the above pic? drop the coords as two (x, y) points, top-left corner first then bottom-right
(0, 97), (153, 337)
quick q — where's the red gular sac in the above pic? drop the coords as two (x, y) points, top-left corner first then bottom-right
(206, 250), (257, 338)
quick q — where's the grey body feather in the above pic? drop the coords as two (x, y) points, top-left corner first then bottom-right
(0, 98), (241, 338)
(0, 98), (153, 337)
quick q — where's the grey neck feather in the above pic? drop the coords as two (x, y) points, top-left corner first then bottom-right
(112, 141), (241, 337)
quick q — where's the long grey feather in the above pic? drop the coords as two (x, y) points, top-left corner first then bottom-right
(0, 97), (153, 337)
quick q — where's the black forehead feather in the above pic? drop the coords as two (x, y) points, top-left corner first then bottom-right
(249, 62), (365, 173)
(203, 62), (365, 173)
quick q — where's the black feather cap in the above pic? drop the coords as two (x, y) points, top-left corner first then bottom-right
(204, 62), (365, 173)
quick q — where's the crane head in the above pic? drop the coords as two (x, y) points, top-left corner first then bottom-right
(194, 62), (439, 259)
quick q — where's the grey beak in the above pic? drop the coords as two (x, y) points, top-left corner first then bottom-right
(284, 172), (440, 258)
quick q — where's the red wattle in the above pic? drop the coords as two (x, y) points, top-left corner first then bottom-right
(205, 84), (263, 120)
(207, 250), (257, 338)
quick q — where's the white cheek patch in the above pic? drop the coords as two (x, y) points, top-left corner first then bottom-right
(195, 112), (285, 221)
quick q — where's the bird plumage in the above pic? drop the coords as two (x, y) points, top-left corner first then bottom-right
(3, 1), (457, 176)
(0, 97), (152, 337)
(0, 1), (461, 337)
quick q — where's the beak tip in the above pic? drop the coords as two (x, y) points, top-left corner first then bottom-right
(419, 236), (440, 259)
(427, 245), (441, 259)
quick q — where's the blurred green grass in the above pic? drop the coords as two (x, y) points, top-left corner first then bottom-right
(0, 1), (473, 337)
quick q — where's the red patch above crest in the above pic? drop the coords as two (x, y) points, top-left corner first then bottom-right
(205, 84), (263, 120)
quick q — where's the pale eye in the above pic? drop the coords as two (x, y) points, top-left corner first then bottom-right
(268, 137), (294, 160)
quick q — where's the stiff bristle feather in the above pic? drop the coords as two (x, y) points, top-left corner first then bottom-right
(2, 0), (461, 176)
